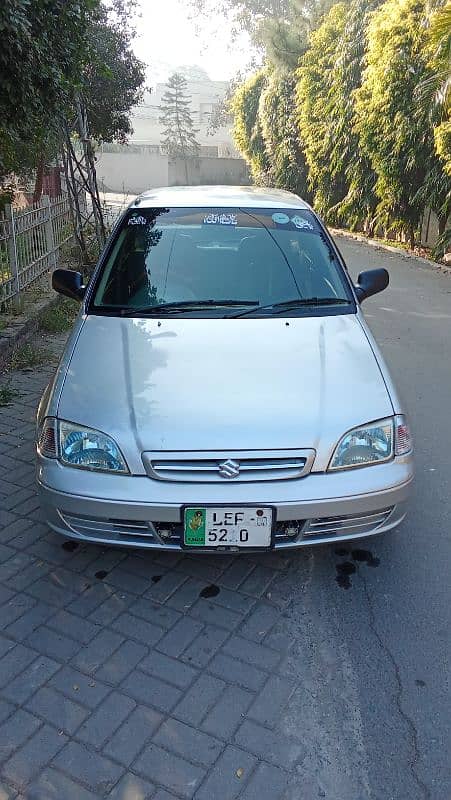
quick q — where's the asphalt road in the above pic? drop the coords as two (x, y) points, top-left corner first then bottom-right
(0, 234), (449, 800)
(285, 236), (451, 799)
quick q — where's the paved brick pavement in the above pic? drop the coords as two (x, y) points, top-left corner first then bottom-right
(0, 332), (307, 800)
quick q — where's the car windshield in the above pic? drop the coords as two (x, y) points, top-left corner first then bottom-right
(92, 207), (353, 315)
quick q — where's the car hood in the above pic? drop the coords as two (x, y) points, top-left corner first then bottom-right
(58, 314), (393, 473)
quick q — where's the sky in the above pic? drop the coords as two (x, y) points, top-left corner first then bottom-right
(132, 0), (254, 86)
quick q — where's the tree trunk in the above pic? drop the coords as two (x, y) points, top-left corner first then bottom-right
(438, 215), (447, 237)
(424, 207), (432, 243)
(33, 155), (44, 204)
(408, 224), (415, 250)
(366, 216), (376, 238)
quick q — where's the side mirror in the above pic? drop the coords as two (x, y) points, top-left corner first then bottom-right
(354, 268), (389, 302)
(52, 269), (85, 301)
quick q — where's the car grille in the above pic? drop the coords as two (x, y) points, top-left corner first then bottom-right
(151, 520), (306, 545)
(142, 449), (315, 483)
(60, 513), (158, 544)
(59, 506), (395, 548)
(60, 513), (305, 547)
(302, 507), (394, 540)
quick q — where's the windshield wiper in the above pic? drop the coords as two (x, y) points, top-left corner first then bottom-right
(229, 297), (351, 318)
(119, 300), (259, 317)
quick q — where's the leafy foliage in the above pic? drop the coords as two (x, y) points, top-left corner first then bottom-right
(187, 0), (293, 39)
(229, 71), (272, 182)
(0, 0), (145, 184)
(207, 75), (243, 136)
(434, 120), (451, 176)
(324, 0), (383, 232)
(261, 0), (352, 67)
(38, 298), (78, 333)
(425, 3), (451, 176)
(82, 4), (146, 144)
(426, 2), (451, 115)
(355, 0), (450, 245)
(0, 386), (19, 407)
(159, 73), (200, 159)
(296, 3), (348, 215)
(0, 0), (94, 178)
(10, 343), (49, 370)
(221, 0), (450, 254)
(259, 69), (310, 197)
(187, 0), (350, 68)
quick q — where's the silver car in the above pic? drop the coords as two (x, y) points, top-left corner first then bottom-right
(37, 186), (413, 552)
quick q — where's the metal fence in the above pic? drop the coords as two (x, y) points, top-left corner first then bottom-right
(0, 194), (73, 305)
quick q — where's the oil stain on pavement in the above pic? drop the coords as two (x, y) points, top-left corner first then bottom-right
(334, 548), (380, 588)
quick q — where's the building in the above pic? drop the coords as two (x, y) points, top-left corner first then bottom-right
(130, 78), (239, 157)
(94, 76), (249, 194)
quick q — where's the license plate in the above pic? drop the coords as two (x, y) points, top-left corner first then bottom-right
(183, 507), (273, 549)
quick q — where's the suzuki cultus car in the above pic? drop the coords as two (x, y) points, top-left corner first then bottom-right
(37, 186), (413, 552)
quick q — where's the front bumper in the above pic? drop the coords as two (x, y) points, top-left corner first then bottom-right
(37, 456), (413, 551)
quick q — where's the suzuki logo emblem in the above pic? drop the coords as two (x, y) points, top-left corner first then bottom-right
(218, 459), (240, 479)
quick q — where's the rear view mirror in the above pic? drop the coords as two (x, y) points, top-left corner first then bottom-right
(52, 269), (85, 301)
(354, 268), (389, 302)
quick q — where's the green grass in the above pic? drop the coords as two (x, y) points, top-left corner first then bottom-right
(39, 298), (78, 333)
(0, 386), (18, 406)
(10, 344), (49, 370)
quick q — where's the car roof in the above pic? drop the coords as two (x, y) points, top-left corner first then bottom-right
(132, 185), (311, 210)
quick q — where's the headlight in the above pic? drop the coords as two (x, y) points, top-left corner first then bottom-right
(38, 418), (129, 474)
(329, 417), (394, 470)
(59, 421), (128, 473)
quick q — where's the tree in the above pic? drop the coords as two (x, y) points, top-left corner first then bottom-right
(229, 71), (272, 183)
(159, 73), (200, 183)
(256, 10), (311, 69)
(423, 2), (451, 115)
(258, 0), (351, 67)
(82, 4), (146, 144)
(321, 0), (382, 232)
(61, 0), (145, 258)
(187, 0), (293, 39)
(207, 0), (449, 253)
(355, 0), (450, 247)
(259, 69), (310, 197)
(207, 78), (240, 136)
(0, 0), (94, 181)
(434, 120), (451, 177)
(0, 0), (145, 190)
(423, 2), (451, 177)
(187, 0), (348, 68)
(296, 3), (348, 216)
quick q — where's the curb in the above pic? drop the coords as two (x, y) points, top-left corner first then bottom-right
(329, 227), (451, 276)
(0, 292), (59, 372)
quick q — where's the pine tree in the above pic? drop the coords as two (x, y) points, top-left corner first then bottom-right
(159, 73), (200, 183)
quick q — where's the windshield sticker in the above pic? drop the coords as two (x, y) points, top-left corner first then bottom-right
(128, 215), (147, 226)
(272, 212), (290, 225)
(291, 215), (314, 230)
(203, 213), (238, 226)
